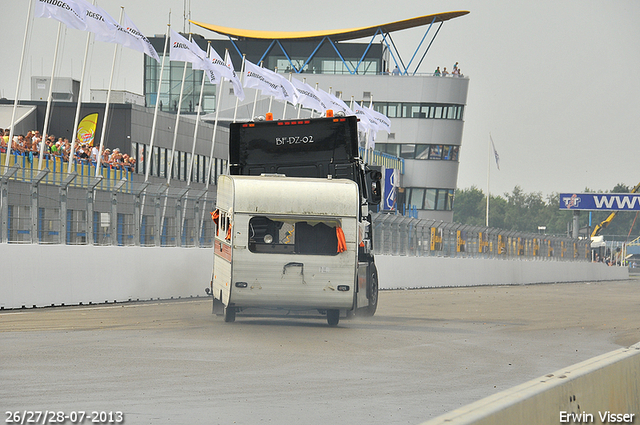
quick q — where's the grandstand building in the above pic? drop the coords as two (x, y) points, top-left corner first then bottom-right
(144, 11), (470, 221)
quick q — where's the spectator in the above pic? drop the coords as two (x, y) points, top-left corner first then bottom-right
(434, 66), (441, 76)
(101, 148), (111, 167)
(442, 67), (449, 76)
(90, 144), (99, 163)
(392, 66), (400, 76)
(453, 61), (459, 71)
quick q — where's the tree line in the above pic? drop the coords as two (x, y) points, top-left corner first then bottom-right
(452, 184), (640, 241)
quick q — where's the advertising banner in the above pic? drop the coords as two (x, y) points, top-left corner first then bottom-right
(559, 193), (640, 211)
(382, 168), (398, 212)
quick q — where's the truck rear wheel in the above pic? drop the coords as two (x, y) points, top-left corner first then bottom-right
(224, 305), (236, 323)
(327, 309), (340, 326)
(361, 266), (378, 317)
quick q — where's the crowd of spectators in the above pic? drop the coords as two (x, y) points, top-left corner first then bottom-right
(0, 127), (135, 171)
(434, 62), (464, 77)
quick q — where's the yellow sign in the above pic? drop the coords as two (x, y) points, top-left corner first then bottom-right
(76, 113), (98, 146)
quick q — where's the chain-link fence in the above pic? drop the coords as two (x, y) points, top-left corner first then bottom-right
(372, 213), (591, 261)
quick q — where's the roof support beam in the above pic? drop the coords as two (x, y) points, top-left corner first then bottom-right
(405, 16), (436, 74)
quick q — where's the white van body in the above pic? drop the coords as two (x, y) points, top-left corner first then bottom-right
(212, 175), (360, 319)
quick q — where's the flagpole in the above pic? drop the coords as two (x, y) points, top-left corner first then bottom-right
(145, 20), (171, 182)
(37, 22), (63, 171)
(205, 70), (226, 189)
(95, 7), (125, 177)
(5, 0), (33, 167)
(232, 54), (245, 123)
(186, 42), (209, 186)
(68, 12), (94, 173)
(166, 33), (191, 186)
(486, 134), (491, 227)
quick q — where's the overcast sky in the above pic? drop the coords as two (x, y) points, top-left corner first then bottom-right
(2, 0), (639, 197)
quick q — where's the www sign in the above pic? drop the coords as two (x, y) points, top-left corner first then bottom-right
(559, 193), (640, 211)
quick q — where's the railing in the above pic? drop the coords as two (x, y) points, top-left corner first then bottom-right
(372, 213), (591, 262)
(1, 162), (589, 261)
(1, 162), (215, 247)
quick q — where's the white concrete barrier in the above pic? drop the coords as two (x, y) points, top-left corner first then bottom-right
(375, 255), (628, 289)
(0, 246), (628, 309)
(0, 244), (212, 309)
(420, 342), (640, 425)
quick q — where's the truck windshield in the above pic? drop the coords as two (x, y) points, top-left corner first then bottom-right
(248, 216), (341, 256)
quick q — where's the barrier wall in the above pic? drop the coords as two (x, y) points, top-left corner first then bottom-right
(420, 342), (640, 425)
(0, 244), (212, 309)
(0, 246), (628, 309)
(375, 255), (629, 289)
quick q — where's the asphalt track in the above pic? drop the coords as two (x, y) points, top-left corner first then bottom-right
(1, 279), (639, 425)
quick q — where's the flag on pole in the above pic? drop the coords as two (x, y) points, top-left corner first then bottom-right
(244, 60), (298, 105)
(490, 135), (500, 170)
(34, 0), (87, 31)
(364, 106), (391, 134)
(120, 13), (159, 62)
(352, 101), (380, 131)
(316, 89), (353, 116)
(224, 53), (245, 101)
(170, 30), (205, 65)
(83, 2), (120, 44)
(291, 78), (326, 112)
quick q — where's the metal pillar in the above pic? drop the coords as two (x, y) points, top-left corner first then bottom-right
(30, 169), (49, 244)
(0, 165), (20, 243)
(133, 182), (149, 247)
(175, 188), (189, 248)
(59, 172), (77, 245)
(86, 176), (103, 245)
(110, 178), (127, 246)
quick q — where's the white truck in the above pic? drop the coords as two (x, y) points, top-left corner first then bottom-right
(208, 114), (381, 326)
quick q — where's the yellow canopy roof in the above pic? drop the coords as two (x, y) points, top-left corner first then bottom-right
(190, 11), (469, 42)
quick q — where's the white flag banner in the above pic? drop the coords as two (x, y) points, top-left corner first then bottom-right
(225, 54), (245, 101)
(34, 0), (87, 31)
(83, 2), (119, 44)
(353, 101), (380, 131)
(121, 13), (159, 62)
(365, 106), (391, 134)
(244, 60), (297, 104)
(291, 78), (326, 112)
(171, 30), (206, 64)
(317, 89), (354, 116)
(244, 60), (280, 98)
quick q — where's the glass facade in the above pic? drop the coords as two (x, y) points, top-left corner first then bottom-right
(379, 143), (459, 161)
(404, 187), (455, 211)
(373, 102), (464, 120)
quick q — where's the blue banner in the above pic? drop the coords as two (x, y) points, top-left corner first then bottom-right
(559, 193), (640, 211)
(382, 168), (397, 211)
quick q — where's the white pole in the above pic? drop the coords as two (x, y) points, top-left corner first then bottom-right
(232, 54), (245, 123)
(486, 134), (491, 227)
(205, 72), (226, 189)
(145, 21), (171, 182)
(95, 7), (125, 177)
(38, 22), (63, 171)
(5, 0), (33, 166)
(186, 43), (208, 186)
(166, 35), (191, 186)
(68, 22), (93, 173)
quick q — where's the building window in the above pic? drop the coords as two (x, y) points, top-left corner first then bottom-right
(373, 102), (464, 120)
(378, 144), (460, 161)
(405, 187), (455, 211)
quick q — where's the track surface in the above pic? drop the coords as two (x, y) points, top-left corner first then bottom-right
(1, 279), (639, 425)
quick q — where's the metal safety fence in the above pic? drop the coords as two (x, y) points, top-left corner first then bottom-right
(372, 213), (591, 261)
(1, 164), (590, 261)
(0, 164), (215, 247)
